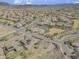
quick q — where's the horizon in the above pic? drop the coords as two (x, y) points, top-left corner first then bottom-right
(0, 0), (79, 5)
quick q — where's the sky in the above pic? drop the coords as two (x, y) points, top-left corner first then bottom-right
(0, 0), (79, 5)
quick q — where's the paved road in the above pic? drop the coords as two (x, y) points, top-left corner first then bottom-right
(25, 31), (72, 59)
(57, 30), (79, 59)
(0, 19), (78, 59)
(0, 19), (37, 40)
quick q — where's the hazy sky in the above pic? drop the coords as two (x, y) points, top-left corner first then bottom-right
(0, 0), (79, 4)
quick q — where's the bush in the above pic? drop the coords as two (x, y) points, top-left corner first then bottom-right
(6, 51), (18, 59)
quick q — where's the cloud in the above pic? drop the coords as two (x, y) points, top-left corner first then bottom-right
(14, 0), (27, 5)
(14, 0), (22, 4)
(26, 0), (32, 4)
(45, 0), (47, 2)
(74, 2), (79, 3)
